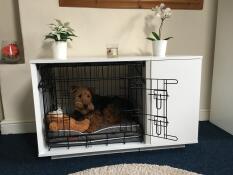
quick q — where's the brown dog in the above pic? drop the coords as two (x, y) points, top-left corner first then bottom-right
(71, 87), (125, 133)
(85, 108), (121, 133)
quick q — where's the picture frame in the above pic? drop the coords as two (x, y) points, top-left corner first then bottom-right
(59, 0), (204, 10)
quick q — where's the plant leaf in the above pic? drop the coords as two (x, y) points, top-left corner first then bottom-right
(146, 37), (155, 41)
(68, 33), (77, 37)
(45, 35), (56, 40)
(49, 23), (56, 26)
(164, 37), (173, 40)
(152, 32), (160, 40)
(56, 34), (61, 41)
(46, 19), (77, 41)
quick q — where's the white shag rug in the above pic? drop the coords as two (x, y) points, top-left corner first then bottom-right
(70, 163), (201, 175)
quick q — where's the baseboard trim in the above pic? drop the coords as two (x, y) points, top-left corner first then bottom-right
(0, 109), (210, 134)
(0, 120), (36, 135)
(199, 109), (210, 121)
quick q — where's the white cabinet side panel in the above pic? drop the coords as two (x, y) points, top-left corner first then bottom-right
(30, 64), (47, 155)
(150, 59), (201, 146)
(145, 61), (152, 144)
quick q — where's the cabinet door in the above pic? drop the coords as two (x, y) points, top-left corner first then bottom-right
(147, 59), (202, 146)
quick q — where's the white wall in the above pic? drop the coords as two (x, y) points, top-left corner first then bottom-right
(0, 0), (218, 133)
(0, 0), (23, 121)
(210, 0), (233, 135)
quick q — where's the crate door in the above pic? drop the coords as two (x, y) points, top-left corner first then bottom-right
(148, 59), (201, 146)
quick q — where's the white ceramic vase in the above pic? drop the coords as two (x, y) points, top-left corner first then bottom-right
(152, 40), (167, 57)
(53, 41), (67, 60)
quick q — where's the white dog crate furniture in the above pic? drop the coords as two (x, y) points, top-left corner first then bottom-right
(30, 56), (202, 158)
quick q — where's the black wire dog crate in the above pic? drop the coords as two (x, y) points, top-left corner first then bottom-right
(36, 61), (178, 149)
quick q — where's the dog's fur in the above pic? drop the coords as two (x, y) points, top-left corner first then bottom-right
(71, 86), (130, 133)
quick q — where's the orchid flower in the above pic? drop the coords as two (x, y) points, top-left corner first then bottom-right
(147, 3), (173, 41)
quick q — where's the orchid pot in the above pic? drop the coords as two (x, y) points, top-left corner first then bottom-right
(152, 40), (167, 56)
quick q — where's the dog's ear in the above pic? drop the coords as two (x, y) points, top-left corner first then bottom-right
(87, 87), (95, 96)
(71, 86), (79, 95)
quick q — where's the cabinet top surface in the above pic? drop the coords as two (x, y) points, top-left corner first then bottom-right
(30, 56), (202, 64)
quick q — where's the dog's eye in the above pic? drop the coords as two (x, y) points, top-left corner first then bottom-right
(87, 95), (90, 98)
(78, 95), (82, 98)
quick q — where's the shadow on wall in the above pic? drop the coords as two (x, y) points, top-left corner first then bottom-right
(0, 86), (4, 121)
(39, 41), (53, 58)
(112, 14), (158, 56)
(13, 0), (25, 63)
(114, 14), (141, 41)
(144, 14), (156, 37)
(17, 79), (35, 121)
(137, 14), (158, 56)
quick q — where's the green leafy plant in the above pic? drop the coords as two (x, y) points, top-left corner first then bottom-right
(147, 3), (173, 41)
(45, 19), (77, 42)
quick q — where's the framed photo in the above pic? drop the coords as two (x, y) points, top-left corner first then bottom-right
(59, 0), (204, 10)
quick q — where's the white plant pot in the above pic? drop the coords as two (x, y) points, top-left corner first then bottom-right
(53, 41), (67, 60)
(152, 40), (167, 57)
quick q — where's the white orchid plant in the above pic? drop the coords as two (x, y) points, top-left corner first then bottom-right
(147, 3), (173, 41)
(45, 19), (77, 42)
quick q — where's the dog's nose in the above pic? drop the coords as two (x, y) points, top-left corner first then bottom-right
(84, 104), (88, 108)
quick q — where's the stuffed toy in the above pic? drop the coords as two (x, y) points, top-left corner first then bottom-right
(46, 108), (90, 132)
